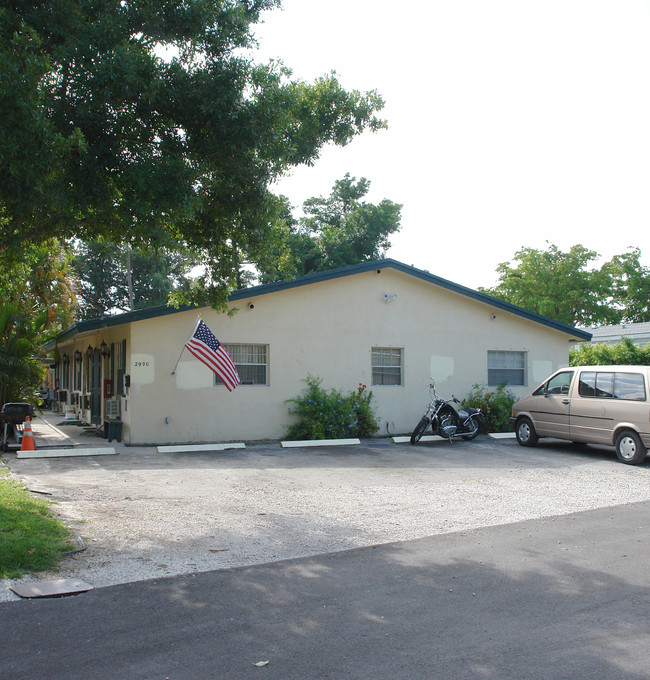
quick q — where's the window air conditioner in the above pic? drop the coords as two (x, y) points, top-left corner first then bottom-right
(105, 399), (120, 419)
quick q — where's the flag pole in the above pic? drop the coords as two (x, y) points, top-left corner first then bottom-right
(171, 317), (202, 375)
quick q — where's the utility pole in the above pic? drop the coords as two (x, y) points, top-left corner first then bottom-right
(126, 244), (135, 311)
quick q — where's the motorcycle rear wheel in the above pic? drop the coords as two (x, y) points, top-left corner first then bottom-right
(461, 418), (480, 440)
(410, 417), (430, 444)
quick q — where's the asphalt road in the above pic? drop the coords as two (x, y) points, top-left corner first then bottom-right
(1, 500), (650, 680)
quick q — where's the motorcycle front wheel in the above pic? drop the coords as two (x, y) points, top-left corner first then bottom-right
(410, 417), (430, 444)
(461, 418), (480, 440)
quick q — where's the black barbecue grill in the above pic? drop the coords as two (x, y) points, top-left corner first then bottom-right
(1, 403), (34, 451)
(0, 402), (34, 425)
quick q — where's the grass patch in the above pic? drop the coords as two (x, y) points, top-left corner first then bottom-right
(0, 465), (74, 579)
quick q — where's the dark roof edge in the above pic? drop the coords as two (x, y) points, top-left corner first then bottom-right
(46, 259), (592, 347)
(43, 303), (197, 350)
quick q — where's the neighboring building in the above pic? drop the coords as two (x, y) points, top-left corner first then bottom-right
(580, 322), (650, 347)
(47, 259), (591, 445)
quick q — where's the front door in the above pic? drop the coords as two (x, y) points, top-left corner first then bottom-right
(90, 350), (102, 425)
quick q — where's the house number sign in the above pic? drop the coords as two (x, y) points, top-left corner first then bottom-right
(131, 354), (155, 384)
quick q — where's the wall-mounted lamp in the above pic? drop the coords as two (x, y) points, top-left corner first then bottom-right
(86, 345), (93, 359)
(101, 340), (110, 358)
(62, 354), (70, 365)
(74, 350), (82, 364)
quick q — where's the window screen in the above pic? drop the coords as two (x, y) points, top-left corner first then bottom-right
(371, 347), (403, 385)
(488, 350), (526, 386)
(215, 344), (268, 386)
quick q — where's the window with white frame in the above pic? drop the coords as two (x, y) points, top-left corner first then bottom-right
(371, 347), (403, 385)
(488, 350), (526, 386)
(215, 344), (268, 386)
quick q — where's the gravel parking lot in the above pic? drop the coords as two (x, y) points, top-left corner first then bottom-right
(3, 422), (650, 602)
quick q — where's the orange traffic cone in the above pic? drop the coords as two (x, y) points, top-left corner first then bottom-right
(20, 416), (36, 451)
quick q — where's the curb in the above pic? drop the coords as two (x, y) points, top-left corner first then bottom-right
(17, 447), (117, 459)
(281, 438), (361, 448)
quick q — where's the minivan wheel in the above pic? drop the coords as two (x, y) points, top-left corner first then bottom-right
(516, 417), (538, 447)
(615, 430), (647, 465)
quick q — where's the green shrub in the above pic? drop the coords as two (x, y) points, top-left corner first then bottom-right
(569, 337), (650, 366)
(285, 375), (379, 440)
(463, 383), (517, 433)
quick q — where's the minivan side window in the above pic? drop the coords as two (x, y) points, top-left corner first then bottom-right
(534, 371), (574, 396)
(578, 371), (646, 401)
(614, 373), (646, 401)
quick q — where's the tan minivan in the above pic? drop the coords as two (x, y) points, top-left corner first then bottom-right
(510, 365), (650, 465)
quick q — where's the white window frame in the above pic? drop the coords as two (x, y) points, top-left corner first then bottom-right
(214, 343), (268, 386)
(488, 350), (526, 386)
(371, 347), (403, 386)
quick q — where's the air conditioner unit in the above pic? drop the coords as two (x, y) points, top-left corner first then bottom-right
(105, 399), (120, 419)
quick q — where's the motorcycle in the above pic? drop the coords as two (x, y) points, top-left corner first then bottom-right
(410, 380), (484, 444)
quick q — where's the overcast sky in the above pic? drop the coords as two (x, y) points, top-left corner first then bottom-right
(251, 0), (650, 289)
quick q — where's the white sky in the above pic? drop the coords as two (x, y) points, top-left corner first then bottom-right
(252, 0), (650, 289)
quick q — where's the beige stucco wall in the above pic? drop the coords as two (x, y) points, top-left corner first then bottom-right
(120, 268), (574, 444)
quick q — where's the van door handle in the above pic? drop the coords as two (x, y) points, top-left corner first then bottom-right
(562, 399), (570, 405)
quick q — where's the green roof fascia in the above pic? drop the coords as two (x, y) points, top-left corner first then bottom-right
(42, 303), (197, 351)
(45, 258), (592, 349)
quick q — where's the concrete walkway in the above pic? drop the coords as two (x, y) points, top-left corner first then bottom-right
(28, 412), (116, 451)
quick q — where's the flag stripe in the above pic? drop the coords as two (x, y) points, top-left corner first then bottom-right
(186, 345), (238, 391)
(187, 342), (239, 391)
(186, 341), (239, 388)
(184, 320), (240, 391)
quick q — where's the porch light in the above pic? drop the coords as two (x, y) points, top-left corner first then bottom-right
(101, 340), (110, 358)
(62, 354), (69, 365)
(86, 345), (93, 358)
(74, 350), (82, 364)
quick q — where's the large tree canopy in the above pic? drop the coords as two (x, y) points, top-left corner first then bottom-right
(0, 0), (385, 305)
(602, 247), (650, 323)
(480, 243), (619, 327)
(72, 239), (197, 319)
(256, 173), (402, 283)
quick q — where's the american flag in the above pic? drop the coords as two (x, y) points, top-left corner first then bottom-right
(185, 320), (240, 392)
